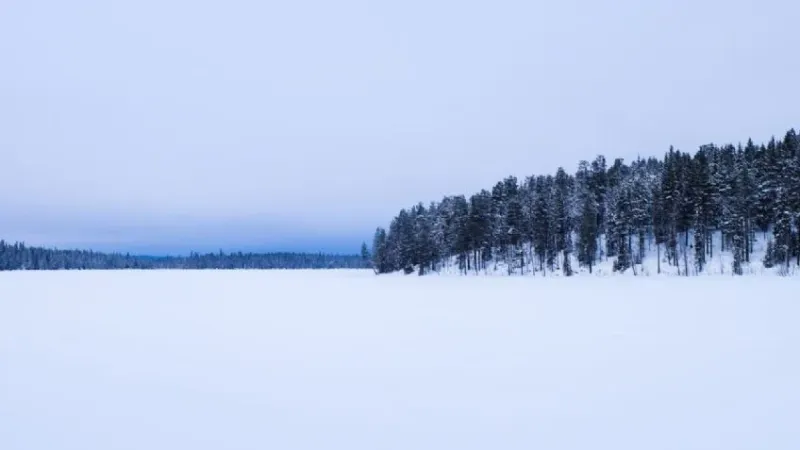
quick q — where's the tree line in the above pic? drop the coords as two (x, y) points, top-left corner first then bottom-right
(371, 129), (800, 276)
(0, 241), (369, 270)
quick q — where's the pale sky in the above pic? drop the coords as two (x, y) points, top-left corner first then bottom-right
(1, 0), (798, 254)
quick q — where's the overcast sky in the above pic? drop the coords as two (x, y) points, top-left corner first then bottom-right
(1, 0), (798, 254)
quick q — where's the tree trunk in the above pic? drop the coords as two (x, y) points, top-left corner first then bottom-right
(743, 221), (749, 263)
(657, 243), (661, 274)
(638, 230), (645, 264)
(796, 238), (800, 267)
(684, 230), (690, 276)
(708, 230), (713, 259)
(628, 231), (633, 270)
(528, 242), (533, 275)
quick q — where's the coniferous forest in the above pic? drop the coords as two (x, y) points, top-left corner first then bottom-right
(0, 241), (368, 270)
(371, 129), (800, 276)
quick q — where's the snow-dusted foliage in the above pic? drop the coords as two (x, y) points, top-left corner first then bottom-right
(373, 129), (800, 276)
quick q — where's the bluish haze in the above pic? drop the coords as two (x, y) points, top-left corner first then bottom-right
(1, 0), (797, 254)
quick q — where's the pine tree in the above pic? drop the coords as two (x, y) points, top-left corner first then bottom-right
(629, 161), (652, 266)
(506, 198), (524, 274)
(371, 229), (388, 273)
(611, 184), (632, 273)
(360, 241), (371, 269)
(451, 195), (471, 274)
(578, 186), (599, 273)
(590, 155), (608, 249)
(552, 168), (573, 270)
(532, 176), (552, 274)
(467, 192), (492, 273)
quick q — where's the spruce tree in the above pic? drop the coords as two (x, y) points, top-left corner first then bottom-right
(371, 228), (388, 273)
(611, 185), (632, 273)
(578, 187), (599, 273)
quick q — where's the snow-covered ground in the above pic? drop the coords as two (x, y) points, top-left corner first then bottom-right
(1, 270), (799, 450)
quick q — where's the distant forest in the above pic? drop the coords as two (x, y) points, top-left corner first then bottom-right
(0, 241), (369, 270)
(371, 128), (800, 276)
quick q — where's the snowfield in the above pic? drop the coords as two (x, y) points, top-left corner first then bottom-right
(1, 270), (799, 450)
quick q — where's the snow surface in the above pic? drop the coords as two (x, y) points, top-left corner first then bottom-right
(1, 270), (799, 450)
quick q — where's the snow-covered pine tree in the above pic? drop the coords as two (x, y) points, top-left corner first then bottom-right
(576, 161), (599, 273)
(552, 168), (573, 271)
(361, 242), (371, 268)
(532, 175), (552, 274)
(611, 184), (632, 273)
(372, 228), (388, 273)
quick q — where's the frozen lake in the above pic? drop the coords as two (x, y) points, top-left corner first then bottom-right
(1, 270), (799, 449)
